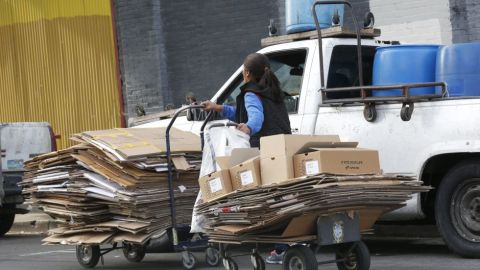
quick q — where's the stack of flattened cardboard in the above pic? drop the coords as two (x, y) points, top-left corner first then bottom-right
(196, 174), (431, 244)
(20, 127), (201, 245)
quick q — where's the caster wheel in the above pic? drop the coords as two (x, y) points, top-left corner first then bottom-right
(76, 245), (100, 269)
(182, 251), (196, 270)
(122, 243), (146, 263)
(283, 245), (317, 270)
(223, 257), (238, 270)
(205, 247), (221, 267)
(251, 252), (265, 270)
(335, 241), (370, 270)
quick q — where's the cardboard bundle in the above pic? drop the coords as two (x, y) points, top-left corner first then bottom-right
(195, 174), (431, 243)
(20, 127), (201, 245)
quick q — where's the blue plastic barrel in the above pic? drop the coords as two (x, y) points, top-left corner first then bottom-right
(372, 45), (440, 96)
(286, 0), (345, 34)
(436, 42), (480, 96)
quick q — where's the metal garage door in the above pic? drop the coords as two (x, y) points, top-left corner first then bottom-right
(0, 0), (124, 149)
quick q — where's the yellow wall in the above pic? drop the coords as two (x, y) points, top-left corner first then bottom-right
(0, 0), (122, 149)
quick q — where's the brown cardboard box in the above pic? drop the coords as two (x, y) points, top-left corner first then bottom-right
(229, 156), (261, 190)
(259, 134), (343, 185)
(260, 155), (290, 186)
(293, 148), (380, 177)
(215, 148), (261, 190)
(215, 148), (260, 170)
(199, 170), (233, 202)
(260, 134), (341, 158)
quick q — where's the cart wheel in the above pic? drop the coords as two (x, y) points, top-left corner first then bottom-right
(335, 241), (370, 270)
(205, 247), (221, 267)
(283, 245), (317, 270)
(363, 103), (377, 122)
(76, 245), (100, 269)
(122, 243), (146, 263)
(250, 252), (265, 270)
(182, 251), (196, 270)
(222, 257), (238, 270)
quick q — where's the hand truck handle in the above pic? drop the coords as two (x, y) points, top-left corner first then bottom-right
(311, 0), (364, 92)
(165, 104), (204, 234)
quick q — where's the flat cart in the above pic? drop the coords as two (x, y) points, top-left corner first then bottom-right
(195, 118), (371, 270)
(75, 105), (221, 269)
(211, 211), (371, 270)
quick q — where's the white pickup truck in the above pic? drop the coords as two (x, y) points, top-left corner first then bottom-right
(135, 14), (480, 259)
(0, 122), (54, 236)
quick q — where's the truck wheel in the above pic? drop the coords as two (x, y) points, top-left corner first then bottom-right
(0, 204), (15, 236)
(435, 160), (480, 258)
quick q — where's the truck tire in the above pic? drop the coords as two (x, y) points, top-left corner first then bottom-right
(435, 159), (480, 258)
(0, 204), (16, 237)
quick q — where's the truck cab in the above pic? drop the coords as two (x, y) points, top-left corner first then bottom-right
(135, 27), (480, 257)
(0, 122), (55, 236)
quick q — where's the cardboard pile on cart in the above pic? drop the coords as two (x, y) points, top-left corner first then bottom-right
(197, 174), (429, 243)
(195, 134), (431, 243)
(20, 127), (201, 245)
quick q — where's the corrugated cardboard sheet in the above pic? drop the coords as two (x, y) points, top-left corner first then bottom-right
(21, 127), (202, 245)
(196, 174), (430, 243)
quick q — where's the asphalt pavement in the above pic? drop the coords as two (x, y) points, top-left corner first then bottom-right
(0, 235), (479, 270)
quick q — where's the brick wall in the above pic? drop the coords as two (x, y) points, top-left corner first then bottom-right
(115, 0), (284, 120)
(114, 0), (169, 117)
(114, 0), (479, 122)
(160, 0), (284, 105)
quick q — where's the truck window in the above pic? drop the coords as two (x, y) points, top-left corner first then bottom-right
(220, 49), (308, 114)
(325, 45), (376, 100)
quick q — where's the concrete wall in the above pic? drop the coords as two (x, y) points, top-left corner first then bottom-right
(449, 0), (480, 43)
(369, 0), (453, 44)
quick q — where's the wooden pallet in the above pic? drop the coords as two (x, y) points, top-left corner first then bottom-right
(261, 26), (381, 47)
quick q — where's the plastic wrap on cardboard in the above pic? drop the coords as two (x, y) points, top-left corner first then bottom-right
(190, 121), (250, 233)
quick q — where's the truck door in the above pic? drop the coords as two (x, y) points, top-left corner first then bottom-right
(0, 123), (53, 172)
(216, 49), (309, 134)
(0, 122), (53, 204)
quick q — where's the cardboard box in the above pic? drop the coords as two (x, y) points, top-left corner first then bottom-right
(260, 155), (290, 186)
(229, 156), (261, 190)
(260, 134), (341, 158)
(215, 148), (262, 191)
(259, 135), (344, 185)
(215, 148), (260, 170)
(199, 170), (233, 202)
(293, 148), (380, 177)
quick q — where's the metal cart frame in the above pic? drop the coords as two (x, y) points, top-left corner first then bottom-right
(75, 105), (221, 269)
(213, 211), (370, 270)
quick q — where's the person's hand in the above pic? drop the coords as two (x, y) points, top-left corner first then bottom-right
(236, 123), (251, 135)
(201, 100), (223, 112)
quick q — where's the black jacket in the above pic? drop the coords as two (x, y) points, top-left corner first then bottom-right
(235, 82), (291, 147)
